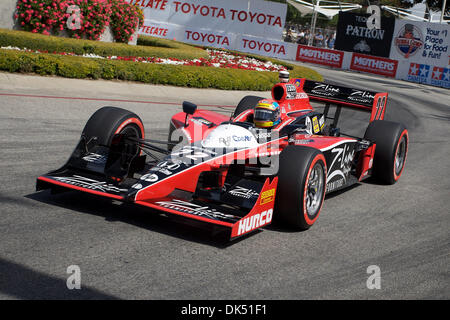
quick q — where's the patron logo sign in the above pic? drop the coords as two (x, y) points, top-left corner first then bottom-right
(334, 11), (395, 58)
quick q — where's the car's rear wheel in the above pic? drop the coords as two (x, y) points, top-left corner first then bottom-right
(275, 146), (327, 230)
(364, 120), (408, 184)
(232, 95), (264, 121)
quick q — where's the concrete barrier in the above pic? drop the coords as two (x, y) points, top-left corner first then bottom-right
(0, 0), (19, 30)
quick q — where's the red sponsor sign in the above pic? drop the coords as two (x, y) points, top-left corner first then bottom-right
(350, 53), (398, 78)
(140, 25), (169, 36)
(185, 30), (231, 46)
(296, 45), (344, 68)
(240, 38), (286, 57)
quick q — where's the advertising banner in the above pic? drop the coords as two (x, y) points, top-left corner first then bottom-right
(296, 45), (344, 68)
(334, 11), (395, 58)
(396, 60), (450, 88)
(350, 53), (398, 78)
(130, 0), (287, 41)
(390, 20), (449, 66)
(182, 27), (237, 49)
(236, 35), (292, 60)
(391, 20), (449, 88)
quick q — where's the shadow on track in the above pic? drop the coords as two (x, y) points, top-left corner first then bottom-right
(0, 257), (119, 300)
(26, 190), (240, 249)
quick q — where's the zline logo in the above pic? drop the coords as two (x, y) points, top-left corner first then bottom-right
(326, 144), (355, 192)
(229, 186), (259, 199)
(54, 175), (127, 193)
(347, 89), (375, 104)
(311, 83), (340, 97)
(155, 199), (239, 222)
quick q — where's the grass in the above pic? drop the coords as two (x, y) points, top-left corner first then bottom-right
(0, 29), (208, 60)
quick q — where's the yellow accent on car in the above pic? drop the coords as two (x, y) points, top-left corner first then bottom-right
(254, 120), (274, 128)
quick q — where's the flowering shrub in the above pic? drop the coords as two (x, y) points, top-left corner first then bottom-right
(1, 46), (288, 73)
(0, 47), (290, 90)
(15, 0), (67, 35)
(65, 0), (112, 41)
(15, 0), (141, 42)
(0, 45), (323, 88)
(110, 0), (144, 43)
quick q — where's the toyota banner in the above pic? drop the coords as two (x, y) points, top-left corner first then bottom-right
(129, 0), (287, 54)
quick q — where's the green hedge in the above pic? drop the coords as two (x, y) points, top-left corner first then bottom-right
(0, 29), (208, 60)
(137, 37), (323, 82)
(0, 48), (322, 90)
(0, 49), (284, 90)
(137, 35), (177, 49)
(184, 45), (323, 81)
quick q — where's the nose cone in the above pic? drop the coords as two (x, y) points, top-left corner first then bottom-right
(202, 124), (259, 149)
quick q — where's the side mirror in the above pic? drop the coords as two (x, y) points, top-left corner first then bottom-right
(183, 101), (197, 115)
(182, 101), (197, 127)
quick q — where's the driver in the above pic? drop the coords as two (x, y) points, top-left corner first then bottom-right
(253, 100), (281, 128)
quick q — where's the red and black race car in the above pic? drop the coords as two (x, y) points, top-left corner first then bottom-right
(36, 76), (408, 240)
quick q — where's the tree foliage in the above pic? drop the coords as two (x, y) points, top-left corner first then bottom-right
(268, 0), (448, 22)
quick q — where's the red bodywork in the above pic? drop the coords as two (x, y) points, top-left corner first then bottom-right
(168, 78), (385, 186)
(36, 78), (389, 240)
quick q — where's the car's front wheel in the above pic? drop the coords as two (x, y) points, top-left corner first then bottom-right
(275, 146), (327, 230)
(82, 106), (145, 171)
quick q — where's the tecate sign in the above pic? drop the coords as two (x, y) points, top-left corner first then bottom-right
(350, 53), (398, 77)
(296, 45), (344, 68)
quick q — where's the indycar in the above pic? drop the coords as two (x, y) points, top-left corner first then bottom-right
(36, 76), (408, 240)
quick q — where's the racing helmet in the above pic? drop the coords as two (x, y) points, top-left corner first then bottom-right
(253, 101), (281, 128)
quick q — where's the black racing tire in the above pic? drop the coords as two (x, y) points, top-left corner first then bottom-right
(82, 106), (145, 147)
(275, 146), (327, 230)
(364, 120), (408, 185)
(232, 95), (264, 120)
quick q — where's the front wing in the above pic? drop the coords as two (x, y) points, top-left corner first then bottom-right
(36, 172), (277, 240)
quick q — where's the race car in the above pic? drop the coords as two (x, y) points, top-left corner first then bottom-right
(36, 74), (408, 240)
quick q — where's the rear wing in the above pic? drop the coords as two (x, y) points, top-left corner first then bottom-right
(299, 79), (388, 121)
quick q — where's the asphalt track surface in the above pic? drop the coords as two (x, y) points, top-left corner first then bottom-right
(0, 66), (449, 300)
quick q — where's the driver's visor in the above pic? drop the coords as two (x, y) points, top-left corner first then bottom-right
(254, 108), (275, 121)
